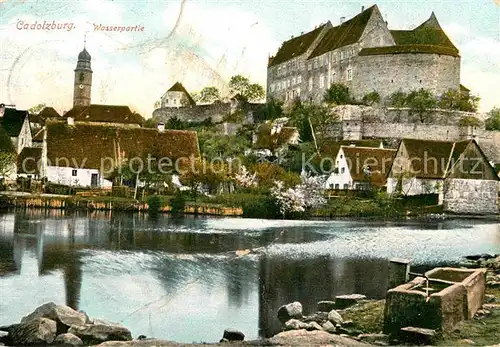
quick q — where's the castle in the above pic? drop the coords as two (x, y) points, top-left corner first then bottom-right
(266, 5), (461, 104)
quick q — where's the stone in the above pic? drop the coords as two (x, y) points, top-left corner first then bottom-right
(327, 309), (344, 325)
(277, 301), (303, 323)
(335, 294), (367, 309)
(460, 339), (475, 345)
(399, 326), (438, 345)
(485, 294), (496, 303)
(466, 254), (487, 261)
(222, 328), (245, 341)
(306, 321), (323, 331)
(10, 317), (57, 345)
(54, 333), (83, 346)
(219, 338), (229, 343)
(302, 312), (328, 324)
(284, 319), (309, 331)
(322, 321), (336, 334)
(358, 333), (390, 345)
(317, 300), (336, 312)
(269, 329), (371, 346)
(20, 302), (87, 333)
(342, 319), (355, 327)
(68, 321), (132, 344)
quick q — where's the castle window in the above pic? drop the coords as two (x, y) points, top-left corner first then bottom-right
(297, 88), (301, 96)
(287, 79), (291, 87)
(335, 184), (339, 189)
(319, 74), (325, 88)
(72, 169), (77, 177)
(166, 99), (169, 104)
(174, 99), (177, 104)
(347, 68), (352, 81)
(341, 168), (345, 174)
(313, 60), (317, 69)
(340, 51), (344, 60)
(308, 63), (312, 71)
(343, 184), (349, 189)
(292, 77), (296, 85)
(282, 80), (286, 89)
(308, 77), (313, 91)
(298, 75), (302, 84)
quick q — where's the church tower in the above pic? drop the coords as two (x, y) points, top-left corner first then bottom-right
(73, 39), (92, 107)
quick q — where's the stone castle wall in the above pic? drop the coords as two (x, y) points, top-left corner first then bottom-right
(152, 102), (230, 123)
(443, 178), (498, 214)
(353, 53), (461, 99)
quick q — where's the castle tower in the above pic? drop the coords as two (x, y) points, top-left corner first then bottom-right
(73, 38), (92, 107)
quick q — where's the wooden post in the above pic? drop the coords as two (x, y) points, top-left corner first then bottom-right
(388, 258), (410, 290)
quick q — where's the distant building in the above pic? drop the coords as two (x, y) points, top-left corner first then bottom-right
(387, 138), (499, 214)
(62, 105), (143, 127)
(160, 82), (196, 108)
(267, 5), (461, 105)
(324, 146), (396, 190)
(0, 103), (32, 154)
(73, 45), (92, 107)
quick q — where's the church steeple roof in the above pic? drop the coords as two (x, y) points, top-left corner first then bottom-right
(75, 36), (92, 72)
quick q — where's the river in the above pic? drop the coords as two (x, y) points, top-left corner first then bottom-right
(0, 209), (499, 343)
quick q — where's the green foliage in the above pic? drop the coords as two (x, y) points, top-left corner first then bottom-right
(406, 88), (437, 123)
(250, 161), (301, 189)
(153, 100), (161, 109)
(323, 83), (352, 105)
(254, 99), (284, 122)
(198, 130), (251, 160)
(142, 118), (157, 128)
(228, 75), (265, 102)
(147, 195), (162, 218)
(166, 116), (185, 130)
(195, 86), (221, 104)
(362, 91), (380, 106)
(459, 116), (483, 127)
(241, 194), (281, 219)
(485, 107), (500, 131)
(169, 192), (186, 215)
(388, 91), (408, 108)
(438, 88), (480, 112)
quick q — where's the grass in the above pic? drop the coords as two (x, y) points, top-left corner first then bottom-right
(338, 300), (386, 334)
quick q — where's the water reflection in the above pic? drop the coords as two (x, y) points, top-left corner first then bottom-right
(0, 209), (499, 342)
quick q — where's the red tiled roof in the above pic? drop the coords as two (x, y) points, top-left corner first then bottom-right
(63, 105), (143, 125)
(341, 146), (396, 185)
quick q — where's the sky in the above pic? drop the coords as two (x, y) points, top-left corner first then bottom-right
(0, 0), (499, 117)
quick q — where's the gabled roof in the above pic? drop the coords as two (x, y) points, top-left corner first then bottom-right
(17, 147), (42, 175)
(362, 12), (460, 58)
(63, 105), (143, 125)
(268, 23), (329, 67)
(38, 107), (61, 119)
(165, 82), (196, 106)
(45, 123), (200, 172)
(255, 124), (299, 150)
(341, 146), (396, 185)
(1, 107), (28, 137)
(309, 5), (376, 59)
(394, 138), (497, 180)
(320, 138), (384, 159)
(33, 129), (44, 142)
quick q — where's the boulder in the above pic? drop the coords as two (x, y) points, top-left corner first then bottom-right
(277, 301), (303, 323)
(322, 321), (336, 334)
(222, 328), (245, 341)
(20, 302), (87, 333)
(302, 312), (328, 324)
(10, 318), (57, 345)
(68, 321), (132, 344)
(284, 319), (309, 331)
(317, 301), (336, 312)
(54, 333), (83, 346)
(327, 309), (344, 325)
(335, 294), (367, 309)
(306, 321), (323, 331)
(399, 326), (438, 345)
(358, 333), (390, 345)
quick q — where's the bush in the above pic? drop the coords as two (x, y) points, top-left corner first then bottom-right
(147, 195), (162, 217)
(459, 116), (483, 127)
(323, 83), (352, 105)
(362, 91), (380, 106)
(169, 192), (186, 215)
(241, 195), (281, 219)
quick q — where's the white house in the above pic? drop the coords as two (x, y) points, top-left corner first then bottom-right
(160, 82), (197, 108)
(324, 146), (396, 190)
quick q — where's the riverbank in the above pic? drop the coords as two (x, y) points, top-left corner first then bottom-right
(1, 192), (498, 221)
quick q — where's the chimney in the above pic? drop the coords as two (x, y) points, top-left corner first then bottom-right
(67, 117), (74, 125)
(157, 122), (165, 132)
(340, 17), (345, 24)
(361, 5), (365, 12)
(0, 103), (4, 118)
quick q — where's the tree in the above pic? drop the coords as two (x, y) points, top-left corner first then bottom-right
(362, 91), (380, 106)
(28, 103), (46, 114)
(165, 116), (185, 130)
(459, 116), (483, 127)
(388, 91), (408, 108)
(142, 118), (157, 128)
(406, 88), (437, 123)
(198, 130), (251, 160)
(195, 86), (221, 104)
(0, 151), (16, 180)
(228, 75), (265, 102)
(254, 99), (284, 122)
(154, 100), (161, 109)
(323, 83), (351, 105)
(438, 89), (480, 112)
(485, 107), (500, 131)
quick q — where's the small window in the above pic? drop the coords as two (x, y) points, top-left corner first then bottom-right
(319, 74), (325, 88)
(347, 69), (353, 81)
(308, 63), (312, 71)
(340, 51), (344, 60)
(166, 99), (169, 104)
(174, 99), (177, 104)
(330, 184), (334, 188)
(334, 184), (340, 189)
(292, 77), (296, 85)
(341, 168), (345, 174)
(72, 169), (77, 177)
(308, 77), (313, 91)
(297, 76), (302, 84)
(340, 154), (343, 159)
(296, 88), (301, 96)
(343, 184), (349, 189)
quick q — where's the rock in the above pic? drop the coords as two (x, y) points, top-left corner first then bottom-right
(222, 328), (245, 341)
(10, 317), (57, 345)
(485, 294), (497, 303)
(68, 321), (132, 344)
(20, 302), (87, 334)
(465, 254), (490, 261)
(306, 321), (323, 331)
(322, 321), (336, 334)
(284, 319), (309, 331)
(337, 327), (363, 336)
(335, 294), (367, 309)
(277, 301), (303, 323)
(327, 309), (344, 325)
(358, 333), (390, 345)
(399, 326), (438, 345)
(342, 319), (355, 327)
(460, 339), (475, 345)
(219, 337), (229, 343)
(317, 301), (336, 312)
(137, 334), (147, 340)
(54, 333), (83, 346)
(269, 330), (371, 346)
(487, 281), (500, 288)
(303, 312), (328, 324)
